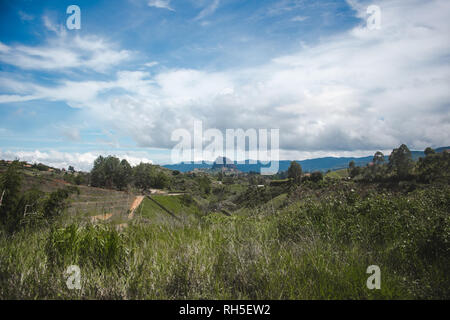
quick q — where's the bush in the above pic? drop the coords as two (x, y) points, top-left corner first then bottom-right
(180, 193), (194, 206)
(0, 161), (23, 231)
(42, 187), (78, 220)
(46, 224), (128, 270)
(311, 171), (323, 182)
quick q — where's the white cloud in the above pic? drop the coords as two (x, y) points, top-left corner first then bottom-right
(144, 61), (159, 68)
(59, 126), (81, 142)
(0, 42), (10, 53)
(148, 0), (175, 11)
(0, 149), (153, 171)
(195, 0), (220, 20)
(18, 11), (34, 22)
(43, 16), (62, 34)
(291, 16), (308, 22)
(0, 27), (130, 72)
(1, 0), (449, 161)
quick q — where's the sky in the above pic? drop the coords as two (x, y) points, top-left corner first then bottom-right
(0, 0), (449, 171)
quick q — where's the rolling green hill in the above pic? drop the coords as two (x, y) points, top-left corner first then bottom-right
(138, 195), (202, 222)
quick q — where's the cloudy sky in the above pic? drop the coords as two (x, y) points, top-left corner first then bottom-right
(0, 0), (449, 170)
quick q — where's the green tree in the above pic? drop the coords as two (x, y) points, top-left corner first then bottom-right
(287, 161), (302, 185)
(91, 155), (124, 189)
(424, 147), (435, 157)
(91, 156), (106, 187)
(133, 162), (154, 190)
(373, 151), (385, 165)
(417, 149), (450, 183)
(349, 160), (362, 178)
(197, 175), (211, 195)
(153, 171), (170, 189)
(349, 160), (355, 169)
(42, 188), (72, 219)
(74, 173), (88, 185)
(311, 171), (323, 183)
(0, 161), (22, 230)
(114, 159), (132, 190)
(389, 144), (413, 180)
(103, 156), (121, 188)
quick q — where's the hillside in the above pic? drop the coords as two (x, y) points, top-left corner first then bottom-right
(0, 144), (449, 300)
(163, 146), (450, 173)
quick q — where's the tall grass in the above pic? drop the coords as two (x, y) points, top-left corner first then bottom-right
(0, 186), (448, 299)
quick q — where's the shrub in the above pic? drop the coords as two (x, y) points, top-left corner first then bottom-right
(180, 193), (194, 206)
(45, 224), (128, 270)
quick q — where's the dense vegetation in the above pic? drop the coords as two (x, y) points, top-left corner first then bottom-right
(0, 145), (448, 299)
(90, 156), (172, 191)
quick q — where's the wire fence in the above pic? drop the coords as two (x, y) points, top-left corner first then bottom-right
(67, 193), (136, 217)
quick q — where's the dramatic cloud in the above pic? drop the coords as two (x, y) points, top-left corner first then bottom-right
(0, 0), (449, 163)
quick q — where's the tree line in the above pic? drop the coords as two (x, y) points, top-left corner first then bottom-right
(348, 144), (449, 183)
(90, 155), (170, 191)
(285, 144), (449, 184)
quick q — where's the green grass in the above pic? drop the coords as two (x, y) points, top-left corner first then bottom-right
(138, 197), (167, 220)
(0, 184), (448, 299)
(150, 195), (201, 216)
(269, 193), (288, 209)
(325, 169), (349, 179)
(138, 195), (202, 222)
(228, 183), (248, 193)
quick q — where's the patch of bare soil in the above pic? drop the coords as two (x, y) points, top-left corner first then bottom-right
(128, 195), (144, 219)
(90, 213), (113, 223)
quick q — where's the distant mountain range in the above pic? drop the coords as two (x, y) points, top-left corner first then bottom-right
(163, 147), (450, 173)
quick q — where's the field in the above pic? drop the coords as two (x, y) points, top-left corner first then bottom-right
(325, 169), (349, 179)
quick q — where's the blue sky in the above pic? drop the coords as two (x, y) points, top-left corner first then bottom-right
(0, 0), (449, 170)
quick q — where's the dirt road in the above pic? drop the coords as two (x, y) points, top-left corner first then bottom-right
(128, 195), (145, 219)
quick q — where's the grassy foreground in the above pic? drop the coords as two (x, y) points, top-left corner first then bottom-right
(0, 183), (448, 299)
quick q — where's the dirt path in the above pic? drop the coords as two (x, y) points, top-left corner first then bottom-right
(148, 188), (166, 194)
(128, 195), (144, 219)
(89, 193), (177, 231)
(148, 188), (185, 196)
